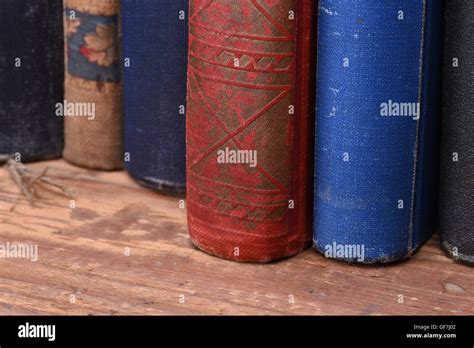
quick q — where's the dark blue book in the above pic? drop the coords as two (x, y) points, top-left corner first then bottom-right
(122, 0), (188, 193)
(0, 0), (64, 163)
(314, 0), (444, 263)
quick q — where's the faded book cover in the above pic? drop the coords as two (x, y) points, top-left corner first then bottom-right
(122, 0), (188, 193)
(186, 0), (316, 262)
(63, 0), (123, 170)
(0, 0), (64, 163)
(440, 0), (474, 265)
(314, 0), (443, 263)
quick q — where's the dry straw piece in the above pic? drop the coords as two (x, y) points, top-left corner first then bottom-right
(3, 158), (74, 208)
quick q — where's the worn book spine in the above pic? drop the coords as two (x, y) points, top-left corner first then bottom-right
(440, 0), (474, 265)
(314, 0), (443, 263)
(122, 0), (188, 193)
(186, 0), (316, 262)
(63, 0), (123, 170)
(0, 0), (64, 163)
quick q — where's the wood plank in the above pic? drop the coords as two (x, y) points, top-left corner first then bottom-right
(0, 159), (472, 315)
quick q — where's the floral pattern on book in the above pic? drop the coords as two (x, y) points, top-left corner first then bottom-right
(80, 24), (118, 67)
(65, 8), (120, 83)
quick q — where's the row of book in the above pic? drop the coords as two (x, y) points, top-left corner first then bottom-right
(0, 0), (472, 265)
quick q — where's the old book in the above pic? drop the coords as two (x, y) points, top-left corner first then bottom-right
(62, 0), (123, 170)
(314, 0), (444, 263)
(186, 0), (316, 262)
(0, 0), (64, 163)
(440, 0), (474, 265)
(122, 0), (188, 193)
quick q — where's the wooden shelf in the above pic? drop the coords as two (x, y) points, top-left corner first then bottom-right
(0, 159), (472, 315)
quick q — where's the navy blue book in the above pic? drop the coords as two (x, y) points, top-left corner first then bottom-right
(0, 0), (64, 163)
(314, 0), (443, 263)
(122, 0), (188, 193)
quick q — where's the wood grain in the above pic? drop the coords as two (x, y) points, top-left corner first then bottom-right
(0, 160), (472, 315)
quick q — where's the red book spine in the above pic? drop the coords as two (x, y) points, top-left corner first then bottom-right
(186, 0), (315, 262)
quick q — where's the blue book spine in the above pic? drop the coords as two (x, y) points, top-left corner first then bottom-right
(0, 0), (64, 163)
(314, 0), (443, 263)
(122, 0), (188, 193)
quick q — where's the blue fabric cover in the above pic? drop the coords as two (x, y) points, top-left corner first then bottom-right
(314, 0), (443, 263)
(122, 0), (188, 193)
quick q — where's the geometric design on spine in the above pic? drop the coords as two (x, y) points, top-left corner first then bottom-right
(188, 0), (296, 223)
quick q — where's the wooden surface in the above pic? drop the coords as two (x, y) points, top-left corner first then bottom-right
(0, 159), (472, 315)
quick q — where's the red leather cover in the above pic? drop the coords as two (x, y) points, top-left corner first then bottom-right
(186, 0), (315, 262)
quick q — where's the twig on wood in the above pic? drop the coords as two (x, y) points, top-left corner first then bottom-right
(38, 176), (75, 199)
(6, 161), (34, 205)
(3, 159), (75, 206)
